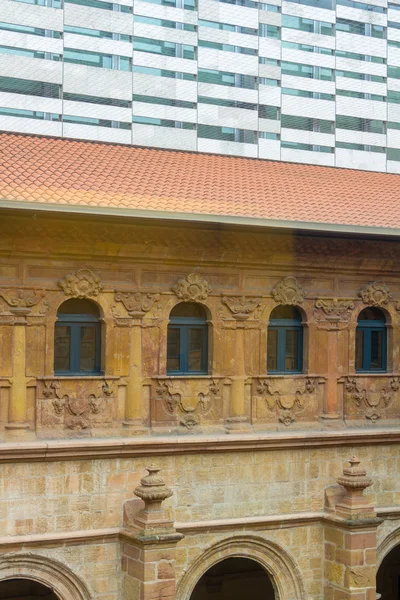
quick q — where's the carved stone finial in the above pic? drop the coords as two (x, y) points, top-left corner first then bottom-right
(134, 465), (173, 512)
(358, 281), (392, 307)
(172, 273), (211, 302)
(272, 276), (306, 305)
(114, 292), (160, 317)
(221, 296), (262, 320)
(58, 268), (103, 299)
(335, 456), (375, 520)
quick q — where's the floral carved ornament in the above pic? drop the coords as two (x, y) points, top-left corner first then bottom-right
(271, 277), (306, 305)
(58, 268), (103, 299)
(172, 273), (211, 302)
(358, 281), (392, 307)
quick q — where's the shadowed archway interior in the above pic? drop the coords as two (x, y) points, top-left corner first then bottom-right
(189, 557), (275, 600)
(377, 544), (400, 600)
(0, 579), (59, 599)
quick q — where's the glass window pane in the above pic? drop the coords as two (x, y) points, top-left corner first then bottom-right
(54, 326), (71, 372)
(267, 329), (278, 371)
(370, 330), (383, 369)
(167, 328), (180, 371)
(188, 328), (203, 371)
(356, 329), (364, 370)
(80, 326), (97, 372)
(285, 330), (299, 371)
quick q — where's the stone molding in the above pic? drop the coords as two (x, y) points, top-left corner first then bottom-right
(2, 428), (400, 462)
(0, 553), (92, 600)
(175, 534), (306, 600)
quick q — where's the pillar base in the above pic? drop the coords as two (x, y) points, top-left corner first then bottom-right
(122, 419), (147, 435)
(5, 422), (30, 430)
(320, 414), (344, 428)
(225, 416), (252, 433)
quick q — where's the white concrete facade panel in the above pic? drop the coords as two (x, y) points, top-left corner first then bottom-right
(2, 0), (400, 171)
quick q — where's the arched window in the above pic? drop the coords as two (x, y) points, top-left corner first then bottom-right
(267, 306), (303, 373)
(54, 299), (101, 375)
(167, 303), (208, 375)
(356, 307), (386, 372)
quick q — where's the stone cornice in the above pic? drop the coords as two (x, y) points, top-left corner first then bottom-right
(1, 429), (400, 463)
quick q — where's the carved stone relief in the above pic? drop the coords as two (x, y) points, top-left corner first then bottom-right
(58, 268), (103, 299)
(172, 273), (211, 302)
(37, 378), (117, 431)
(0, 288), (49, 324)
(314, 298), (355, 330)
(220, 296), (263, 321)
(271, 277), (306, 306)
(358, 282), (392, 307)
(344, 376), (400, 422)
(152, 378), (221, 429)
(114, 291), (160, 320)
(254, 377), (320, 426)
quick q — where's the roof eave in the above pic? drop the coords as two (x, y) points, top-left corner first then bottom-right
(0, 198), (399, 238)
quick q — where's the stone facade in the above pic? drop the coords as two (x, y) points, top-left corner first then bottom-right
(0, 209), (400, 598)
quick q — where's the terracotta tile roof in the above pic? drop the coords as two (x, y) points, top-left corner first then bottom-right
(1, 132), (400, 232)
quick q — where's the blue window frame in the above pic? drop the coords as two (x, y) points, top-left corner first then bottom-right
(356, 308), (386, 372)
(167, 303), (208, 375)
(267, 306), (303, 373)
(54, 299), (101, 375)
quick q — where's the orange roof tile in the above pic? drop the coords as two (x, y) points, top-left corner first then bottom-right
(1, 132), (400, 233)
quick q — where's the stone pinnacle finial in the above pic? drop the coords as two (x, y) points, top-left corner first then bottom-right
(335, 456), (375, 520)
(337, 456), (372, 493)
(134, 465), (173, 511)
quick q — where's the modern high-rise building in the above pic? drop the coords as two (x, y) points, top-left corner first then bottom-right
(1, 0), (400, 171)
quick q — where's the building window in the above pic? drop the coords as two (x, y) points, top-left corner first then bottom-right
(356, 308), (386, 372)
(54, 299), (101, 375)
(167, 303), (208, 375)
(267, 306), (303, 373)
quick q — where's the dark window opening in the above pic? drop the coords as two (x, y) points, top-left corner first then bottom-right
(167, 302), (208, 375)
(268, 305), (303, 373)
(54, 298), (101, 375)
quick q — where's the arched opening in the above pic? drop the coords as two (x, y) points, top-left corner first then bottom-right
(167, 302), (208, 375)
(356, 307), (387, 372)
(377, 543), (400, 600)
(0, 578), (59, 599)
(189, 557), (275, 600)
(268, 306), (303, 374)
(54, 298), (101, 375)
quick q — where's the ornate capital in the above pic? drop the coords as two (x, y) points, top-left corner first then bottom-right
(272, 276), (306, 305)
(0, 289), (45, 315)
(172, 273), (211, 302)
(114, 291), (160, 317)
(221, 296), (262, 320)
(358, 281), (392, 307)
(58, 268), (103, 299)
(314, 298), (354, 329)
